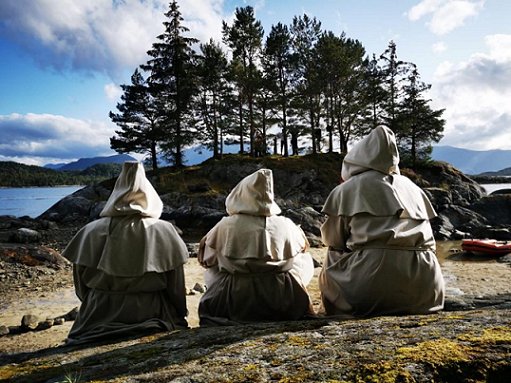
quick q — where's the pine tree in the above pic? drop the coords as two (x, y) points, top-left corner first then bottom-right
(263, 22), (294, 156)
(222, 6), (264, 156)
(396, 65), (445, 167)
(290, 14), (322, 154)
(196, 39), (230, 159)
(109, 69), (163, 172)
(379, 41), (411, 133)
(358, 54), (388, 135)
(141, 0), (198, 167)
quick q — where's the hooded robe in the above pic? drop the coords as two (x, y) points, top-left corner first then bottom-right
(198, 169), (315, 325)
(319, 126), (445, 317)
(62, 162), (189, 344)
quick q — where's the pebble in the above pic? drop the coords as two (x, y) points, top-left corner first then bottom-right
(21, 314), (39, 331)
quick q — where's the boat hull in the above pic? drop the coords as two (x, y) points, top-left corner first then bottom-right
(461, 239), (511, 257)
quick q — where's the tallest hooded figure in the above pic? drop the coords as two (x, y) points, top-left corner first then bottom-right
(319, 126), (445, 317)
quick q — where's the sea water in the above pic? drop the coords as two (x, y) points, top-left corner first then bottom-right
(480, 183), (511, 194)
(0, 186), (83, 218)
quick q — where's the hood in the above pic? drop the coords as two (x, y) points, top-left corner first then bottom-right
(100, 161), (163, 218)
(225, 168), (281, 217)
(341, 126), (400, 181)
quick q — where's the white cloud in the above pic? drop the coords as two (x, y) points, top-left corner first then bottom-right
(104, 83), (123, 103)
(432, 41), (447, 53)
(432, 34), (511, 150)
(485, 34), (511, 62)
(0, 0), (225, 79)
(0, 113), (116, 165)
(407, 0), (485, 35)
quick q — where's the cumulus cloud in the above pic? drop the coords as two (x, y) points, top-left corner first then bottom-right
(0, 113), (116, 165)
(431, 33), (511, 150)
(407, 0), (485, 35)
(0, 0), (225, 79)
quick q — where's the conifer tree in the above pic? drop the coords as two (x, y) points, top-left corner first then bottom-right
(141, 0), (198, 167)
(196, 39), (230, 159)
(396, 65), (445, 167)
(222, 6), (264, 156)
(109, 69), (163, 172)
(290, 14), (322, 154)
(263, 22), (294, 157)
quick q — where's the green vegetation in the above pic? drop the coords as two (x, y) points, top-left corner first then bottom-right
(0, 161), (122, 187)
(152, 152), (343, 195)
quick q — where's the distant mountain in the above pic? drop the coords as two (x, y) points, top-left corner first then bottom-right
(183, 143), (247, 166)
(44, 162), (67, 170)
(478, 167), (511, 177)
(431, 146), (511, 175)
(47, 154), (136, 171)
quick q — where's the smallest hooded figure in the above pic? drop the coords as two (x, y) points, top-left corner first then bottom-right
(319, 126), (445, 317)
(62, 161), (189, 344)
(198, 169), (315, 325)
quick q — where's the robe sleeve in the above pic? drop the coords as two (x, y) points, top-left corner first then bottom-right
(320, 214), (349, 251)
(198, 233), (218, 268)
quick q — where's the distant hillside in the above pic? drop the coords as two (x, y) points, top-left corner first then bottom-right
(0, 161), (123, 187)
(47, 154), (136, 171)
(478, 167), (511, 177)
(431, 145), (511, 175)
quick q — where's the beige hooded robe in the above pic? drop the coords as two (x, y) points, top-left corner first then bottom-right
(198, 169), (315, 325)
(319, 126), (445, 317)
(62, 162), (189, 344)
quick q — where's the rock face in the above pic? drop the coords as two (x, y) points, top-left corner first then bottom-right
(31, 156), (511, 242)
(402, 162), (511, 240)
(1, 308), (510, 382)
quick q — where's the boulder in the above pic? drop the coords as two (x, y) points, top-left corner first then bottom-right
(38, 184), (110, 223)
(470, 194), (511, 226)
(424, 187), (452, 212)
(11, 228), (41, 244)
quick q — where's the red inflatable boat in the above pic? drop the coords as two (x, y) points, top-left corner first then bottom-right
(461, 239), (511, 256)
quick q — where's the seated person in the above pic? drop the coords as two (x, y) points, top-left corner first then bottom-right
(198, 169), (315, 325)
(319, 126), (445, 317)
(62, 161), (189, 344)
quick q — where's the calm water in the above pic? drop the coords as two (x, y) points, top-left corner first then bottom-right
(481, 183), (511, 194)
(0, 186), (83, 218)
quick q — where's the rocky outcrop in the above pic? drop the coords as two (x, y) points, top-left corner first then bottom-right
(30, 157), (511, 243)
(37, 184), (111, 223)
(407, 162), (511, 240)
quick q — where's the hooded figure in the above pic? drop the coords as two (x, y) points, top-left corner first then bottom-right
(198, 169), (314, 325)
(319, 126), (445, 317)
(62, 162), (189, 344)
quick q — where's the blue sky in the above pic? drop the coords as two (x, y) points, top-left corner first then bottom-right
(1, 0), (510, 166)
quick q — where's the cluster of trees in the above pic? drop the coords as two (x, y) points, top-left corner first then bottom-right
(110, 0), (445, 171)
(0, 162), (122, 187)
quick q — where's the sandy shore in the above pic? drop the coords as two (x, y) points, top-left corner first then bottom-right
(1, 242), (510, 354)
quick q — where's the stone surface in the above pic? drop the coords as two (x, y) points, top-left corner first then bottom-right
(0, 309), (509, 382)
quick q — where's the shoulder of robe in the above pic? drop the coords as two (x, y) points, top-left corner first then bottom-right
(322, 171), (405, 217)
(391, 174), (437, 220)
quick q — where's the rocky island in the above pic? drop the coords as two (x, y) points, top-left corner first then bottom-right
(1, 154), (510, 382)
